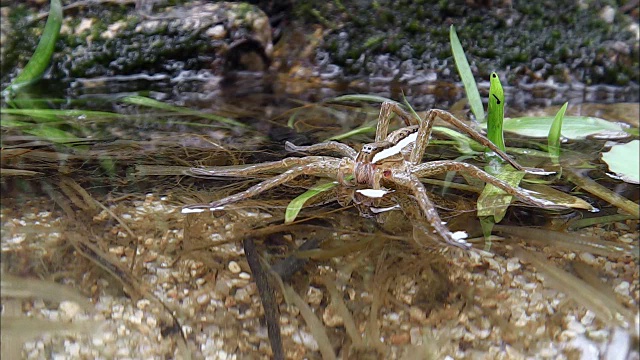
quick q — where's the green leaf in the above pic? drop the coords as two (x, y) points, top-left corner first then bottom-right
(431, 126), (482, 154)
(402, 94), (422, 124)
(328, 94), (399, 105)
(326, 125), (376, 141)
(548, 102), (568, 159)
(285, 181), (338, 223)
(601, 140), (640, 184)
(0, 118), (33, 128)
(484, 116), (629, 140)
(3, 0), (63, 96)
(487, 72), (505, 151)
(450, 25), (484, 122)
(1, 108), (121, 121)
(522, 183), (596, 211)
(23, 125), (81, 145)
(477, 165), (525, 222)
(120, 95), (248, 128)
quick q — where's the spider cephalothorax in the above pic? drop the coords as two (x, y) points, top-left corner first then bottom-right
(184, 102), (565, 248)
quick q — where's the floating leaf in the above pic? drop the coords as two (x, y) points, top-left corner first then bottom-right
(285, 181), (338, 223)
(450, 25), (484, 122)
(485, 116), (629, 140)
(601, 140), (639, 184)
(548, 102), (568, 159)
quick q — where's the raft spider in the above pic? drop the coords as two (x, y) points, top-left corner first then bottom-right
(183, 102), (563, 248)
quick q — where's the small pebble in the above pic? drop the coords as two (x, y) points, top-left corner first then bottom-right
(506, 258), (521, 272)
(238, 272), (251, 280)
(614, 281), (630, 297)
(579, 252), (596, 265)
(228, 261), (241, 274)
(196, 293), (210, 305)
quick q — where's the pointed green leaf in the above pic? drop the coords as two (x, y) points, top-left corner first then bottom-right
(328, 94), (398, 105)
(326, 125), (376, 141)
(450, 25), (484, 122)
(548, 102), (568, 159)
(4, 0), (63, 96)
(285, 181), (338, 223)
(487, 72), (505, 152)
(23, 125), (80, 145)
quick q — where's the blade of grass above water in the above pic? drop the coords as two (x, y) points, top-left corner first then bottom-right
(326, 124), (376, 141)
(486, 72), (505, 151)
(548, 102), (568, 160)
(328, 94), (399, 105)
(3, 0), (62, 97)
(121, 95), (247, 128)
(450, 25), (484, 122)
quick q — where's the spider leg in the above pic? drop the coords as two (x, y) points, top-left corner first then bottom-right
(188, 156), (335, 178)
(375, 101), (418, 141)
(285, 141), (357, 159)
(392, 173), (471, 249)
(411, 161), (567, 210)
(183, 159), (344, 212)
(414, 109), (527, 171)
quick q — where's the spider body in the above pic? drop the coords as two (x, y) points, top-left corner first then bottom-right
(184, 102), (564, 248)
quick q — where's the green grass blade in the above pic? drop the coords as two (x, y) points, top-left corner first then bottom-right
(402, 94), (422, 124)
(450, 25), (484, 122)
(23, 125), (81, 144)
(285, 181), (338, 223)
(487, 72), (506, 152)
(548, 102), (568, 160)
(3, 0), (63, 96)
(1, 108), (122, 120)
(120, 95), (248, 128)
(326, 125), (376, 141)
(328, 94), (398, 105)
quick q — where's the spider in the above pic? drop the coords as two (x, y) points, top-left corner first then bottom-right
(183, 102), (564, 248)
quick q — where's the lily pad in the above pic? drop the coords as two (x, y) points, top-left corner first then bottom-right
(482, 116), (629, 140)
(601, 140), (640, 184)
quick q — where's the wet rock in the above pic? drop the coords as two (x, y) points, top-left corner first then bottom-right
(298, 0), (638, 87)
(1, 1), (272, 85)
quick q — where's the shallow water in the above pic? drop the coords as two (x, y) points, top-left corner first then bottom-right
(1, 74), (638, 359)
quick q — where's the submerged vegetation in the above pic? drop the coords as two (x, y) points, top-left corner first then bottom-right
(1, 1), (638, 359)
